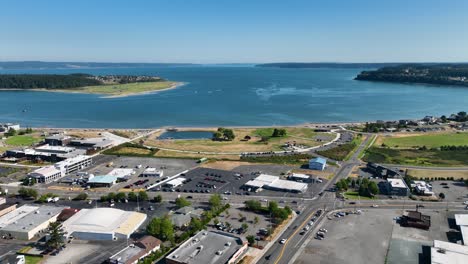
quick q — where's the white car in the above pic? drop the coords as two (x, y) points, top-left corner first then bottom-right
(371, 204), (379, 208)
(463, 201), (468, 205)
(280, 238), (287, 244)
(319, 228), (328, 233)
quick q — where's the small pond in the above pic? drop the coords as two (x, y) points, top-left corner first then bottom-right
(158, 131), (214, 140)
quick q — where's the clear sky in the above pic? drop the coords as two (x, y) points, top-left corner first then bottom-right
(1, 0), (468, 63)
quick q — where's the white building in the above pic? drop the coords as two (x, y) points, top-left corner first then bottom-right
(431, 240), (468, 264)
(164, 178), (186, 189)
(141, 168), (163, 177)
(386, 178), (410, 196)
(28, 155), (92, 183)
(0, 205), (65, 240)
(244, 174), (308, 193)
(0, 123), (20, 132)
(455, 214), (468, 245)
(62, 208), (147, 240)
(411, 180), (434, 196)
(288, 173), (311, 183)
(107, 168), (135, 179)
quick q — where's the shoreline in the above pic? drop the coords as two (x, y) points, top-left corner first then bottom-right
(0, 81), (186, 98)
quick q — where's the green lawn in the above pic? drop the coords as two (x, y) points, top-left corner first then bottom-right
(5, 135), (42, 146)
(381, 132), (468, 148)
(363, 147), (468, 167)
(25, 255), (43, 264)
(344, 191), (375, 200)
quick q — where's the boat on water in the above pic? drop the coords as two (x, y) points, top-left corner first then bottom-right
(166, 128), (178, 132)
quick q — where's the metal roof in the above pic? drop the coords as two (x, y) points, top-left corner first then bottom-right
(310, 157), (327, 164)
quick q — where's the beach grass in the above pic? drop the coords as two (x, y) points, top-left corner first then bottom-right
(344, 191), (375, 200)
(144, 127), (333, 154)
(376, 132), (468, 149)
(406, 169), (468, 180)
(60, 81), (181, 97)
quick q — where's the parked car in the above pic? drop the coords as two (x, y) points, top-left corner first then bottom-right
(280, 238), (287, 244)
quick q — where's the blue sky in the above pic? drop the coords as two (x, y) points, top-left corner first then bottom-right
(1, 0), (468, 63)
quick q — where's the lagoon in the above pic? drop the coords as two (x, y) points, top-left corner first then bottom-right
(0, 66), (467, 128)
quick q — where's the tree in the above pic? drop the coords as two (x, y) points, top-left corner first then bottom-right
(244, 200), (262, 212)
(4, 128), (16, 137)
(115, 192), (127, 202)
(241, 223), (249, 232)
(189, 218), (203, 232)
(272, 128), (287, 137)
(223, 129), (236, 141)
(439, 193), (445, 199)
(212, 131), (223, 141)
(18, 187), (38, 199)
(246, 235), (256, 246)
(253, 216), (259, 226)
(127, 192), (138, 202)
(146, 216), (174, 242)
(209, 194), (222, 210)
(73, 193), (88, 201)
(154, 194), (163, 203)
(213, 218), (220, 226)
(175, 197), (191, 208)
(368, 181), (379, 195)
(46, 222), (65, 250)
(138, 191), (149, 201)
(268, 201), (279, 213)
(351, 179), (356, 188)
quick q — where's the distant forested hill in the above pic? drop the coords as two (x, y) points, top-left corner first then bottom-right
(0, 61), (196, 70)
(0, 74), (164, 89)
(255, 62), (406, 68)
(355, 64), (468, 87)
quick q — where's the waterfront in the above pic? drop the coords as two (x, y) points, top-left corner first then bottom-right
(1, 66), (467, 128)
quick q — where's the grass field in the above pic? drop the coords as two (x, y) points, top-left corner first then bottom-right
(316, 135), (363, 161)
(103, 143), (159, 157)
(377, 132), (468, 149)
(59, 81), (181, 97)
(5, 135), (42, 146)
(145, 127), (334, 153)
(406, 169), (468, 180)
(363, 147), (468, 166)
(344, 191), (375, 200)
(25, 255), (43, 264)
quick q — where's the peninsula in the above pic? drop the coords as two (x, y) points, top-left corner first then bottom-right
(355, 64), (468, 87)
(0, 73), (183, 97)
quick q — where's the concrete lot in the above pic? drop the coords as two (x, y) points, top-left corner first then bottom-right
(160, 167), (327, 199)
(431, 181), (468, 202)
(295, 209), (462, 264)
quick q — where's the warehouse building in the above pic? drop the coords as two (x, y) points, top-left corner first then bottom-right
(244, 174), (308, 193)
(385, 178), (410, 196)
(309, 157), (327, 171)
(0, 205), (65, 240)
(87, 175), (118, 187)
(109, 236), (161, 264)
(0, 203), (17, 218)
(288, 173), (312, 183)
(455, 214), (468, 245)
(141, 168), (163, 177)
(62, 208), (147, 240)
(28, 165), (63, 183)
(431, 240), (468, 264)
(44, 134), (73, 146)
(166, 231), (248, 264)
(69, 137), (114, 150)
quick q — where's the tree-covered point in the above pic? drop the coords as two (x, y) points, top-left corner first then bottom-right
(0, 73), (165, 89)
(355, 64), (468, 87)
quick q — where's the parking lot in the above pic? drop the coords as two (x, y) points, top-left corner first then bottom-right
(431, 181), (468, 202)
(157, 167), (327, 198)
(51, 155), (197, 191)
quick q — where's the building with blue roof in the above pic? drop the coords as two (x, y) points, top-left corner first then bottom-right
(87, 175), (118, 187)
(309, 157), (327, 171)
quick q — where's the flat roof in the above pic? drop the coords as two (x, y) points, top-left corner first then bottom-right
(432, 240), (468, 264)
(166, 177), (186, 186)
(387, 178), (408, 189)
(460, 226), (468, 245)
(166, 231), (244, 264)
(30, 165), (61, 177)
(88, 175), (117, 184)
(1, 206), (65, 233)
(108, 168), (135, 178)
(290, 173), (310, 179)
(35, 144), (75, 153)
(56, 155), (92, 167)
(267, 179), (308, 192)
(455, 214), (468, 226)
(310, 157), (327, 164)
(0, 205), (38, 228)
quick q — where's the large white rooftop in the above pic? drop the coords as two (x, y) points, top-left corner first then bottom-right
(455, 214), (468, 226)
(431, 240), (468, 264)
(387, 178), (408, 189)
(0, 205), (38, 228)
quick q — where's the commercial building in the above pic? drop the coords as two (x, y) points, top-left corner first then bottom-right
(27, 155), (92, 183)
(87, 175), (118, 187)
(166, 230), (248, 264)
(411, 181), (435, 196)
(455, 214), (468, 245)
(44, 134), (72, 146)
(244, 174), (308, 193)
(431, 240), (468, 264)
(108, 168), (135, 179)
(288, 173), (312, 183)
(170, 207), (205, 228)
(309, 157), (327, 171)
(385, 178), (410, 196)
(0, 205), (65, 240)
(164, 178), (187, 189)
(366, 163), (401, 178)
(62, 208), (147, 240)
(401, 210), (431, 230)
(109, 236), (161, 264)
(141, 168), (163, 177)
(69, 137), (114, 150)
(0, 123), (20, 132)
(0, 203), (17, 218)
(5, 145), (86, 162)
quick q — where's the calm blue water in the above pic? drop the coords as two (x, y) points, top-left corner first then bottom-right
(158, 131), (214, 139)
(0, 66), (467, 128)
